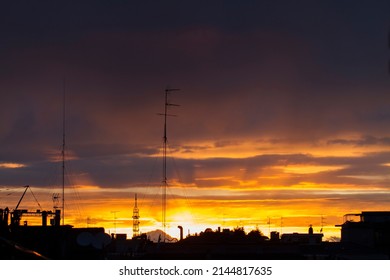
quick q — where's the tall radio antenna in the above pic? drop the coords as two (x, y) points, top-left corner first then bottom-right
(158, 87), (179, 242)
(62, 79), (66, 225)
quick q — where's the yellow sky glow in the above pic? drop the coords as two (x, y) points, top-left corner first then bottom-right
(7, 182), (388, 241)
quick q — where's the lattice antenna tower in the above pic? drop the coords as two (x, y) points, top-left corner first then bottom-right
(132, 193), (140, 238)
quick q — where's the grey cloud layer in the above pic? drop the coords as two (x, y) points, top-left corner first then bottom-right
(1, 1), (390, 201)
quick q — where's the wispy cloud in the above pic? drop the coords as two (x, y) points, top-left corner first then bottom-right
(0, 162), (27, 169)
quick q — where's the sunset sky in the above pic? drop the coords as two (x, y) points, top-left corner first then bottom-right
(1, 1), (390, 240)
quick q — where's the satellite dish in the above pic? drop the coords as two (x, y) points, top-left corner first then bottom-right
(76, 232), (93, 246)
(92, 232), (112, 249)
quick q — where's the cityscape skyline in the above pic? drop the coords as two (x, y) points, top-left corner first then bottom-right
(1, 1), (390, 240)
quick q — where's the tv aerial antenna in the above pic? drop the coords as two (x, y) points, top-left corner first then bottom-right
(158, 87), (180, 242)
(52, 193), (60, 210)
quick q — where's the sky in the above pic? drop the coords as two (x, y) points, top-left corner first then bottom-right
(1, 1), (390, 240)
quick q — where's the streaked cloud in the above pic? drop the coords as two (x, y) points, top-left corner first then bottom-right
(0, 162), (26, 169)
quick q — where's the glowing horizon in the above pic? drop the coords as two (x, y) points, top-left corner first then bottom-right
(2, 164), (389, 242)
(2, 132), (390, 242)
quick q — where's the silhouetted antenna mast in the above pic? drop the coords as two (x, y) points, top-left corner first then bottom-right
(111, 211), (119, 234)
(52, 193), (60, 210)
(132, 193), (140, 238)
(158, 87), (179, 242)
(280, 217), (283, 234)
(62, 79), (66, 225)
(320, 215), (326, 233)
(267, 216), (271, 237)
(388, 28), (390, 74)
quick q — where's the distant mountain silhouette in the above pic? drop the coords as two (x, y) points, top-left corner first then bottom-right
(145, 229), (178, 243)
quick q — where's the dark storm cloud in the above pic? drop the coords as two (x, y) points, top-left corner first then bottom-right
(1, 0), (390, 194)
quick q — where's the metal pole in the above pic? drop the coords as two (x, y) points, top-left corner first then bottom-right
(159, 88), (179, 242)
(62, 79), (66, 225)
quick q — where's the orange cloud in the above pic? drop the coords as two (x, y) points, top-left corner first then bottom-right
(0, 162), (26, 169)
